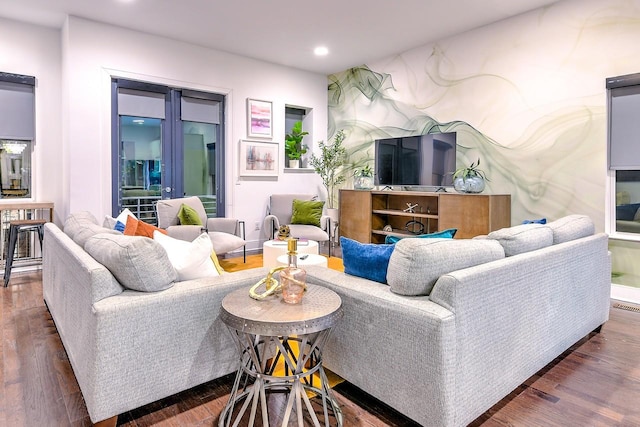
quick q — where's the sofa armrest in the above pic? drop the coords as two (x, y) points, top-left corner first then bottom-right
(83, 268), (269, 422)
(263, 214), (279, 239)
(320, 214), (331, 232)
(302, 266), (456, 426)
(206, 217), (240, 236)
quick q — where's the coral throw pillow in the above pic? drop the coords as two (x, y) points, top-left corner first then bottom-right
(124, 216), (168, 238)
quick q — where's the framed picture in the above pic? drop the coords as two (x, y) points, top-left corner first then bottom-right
(239, 139), (279, 177)
(247, 98), (273, 139)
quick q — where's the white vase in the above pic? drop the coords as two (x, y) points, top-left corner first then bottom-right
(288, 159), (299, 168)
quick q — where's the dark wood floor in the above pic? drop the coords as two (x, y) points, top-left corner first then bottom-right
(2, 271), (640, 426)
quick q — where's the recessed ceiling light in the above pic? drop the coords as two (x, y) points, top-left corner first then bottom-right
(314, 46), (329, 56)
(132, 119), (145, 124)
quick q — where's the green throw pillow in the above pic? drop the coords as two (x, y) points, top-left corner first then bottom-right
(291, 199), (324, 227)
(178, 203), (203, 226)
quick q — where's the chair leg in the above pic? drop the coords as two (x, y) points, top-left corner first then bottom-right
(328, 218), (332, 258)
(37, 224), (44, 250)
(4, 226), (18, 287)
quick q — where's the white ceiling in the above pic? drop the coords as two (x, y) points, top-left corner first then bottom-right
(0, 0), (561, 75)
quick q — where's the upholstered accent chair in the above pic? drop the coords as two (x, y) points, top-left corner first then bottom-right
(263, 194), (333, 255)
(156, 196), (246, 261)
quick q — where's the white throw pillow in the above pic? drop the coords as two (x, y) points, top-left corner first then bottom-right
(153, 231), (219, 281)
(114, 208), (136, 233)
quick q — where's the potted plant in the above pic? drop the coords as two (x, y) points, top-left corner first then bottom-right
(354, 164), (374, 190)
(309, 129), (347, 217)
(452, 157), (488, 193)
(284, 121), (308, 168)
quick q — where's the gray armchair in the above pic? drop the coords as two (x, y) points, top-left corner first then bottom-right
(156, 196), (246, 261)
(263, 194), (332, 255)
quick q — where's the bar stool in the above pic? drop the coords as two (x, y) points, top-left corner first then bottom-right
(3, 219), (46, 287)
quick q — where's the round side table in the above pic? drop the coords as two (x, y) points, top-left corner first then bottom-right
(276, 253), (328, 268)
(262, 240), (319, 268)
(219, 284), (343, 427)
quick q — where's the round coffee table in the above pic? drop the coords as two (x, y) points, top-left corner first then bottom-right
(219, 284), (343, 427)
(263, 240), (319, 268)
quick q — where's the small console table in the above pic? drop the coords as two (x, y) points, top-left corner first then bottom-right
(219, 284), (343, 427)
(339, 189), (510, 243)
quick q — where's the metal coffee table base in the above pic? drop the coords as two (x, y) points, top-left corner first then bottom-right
(219, 331), (342, 427)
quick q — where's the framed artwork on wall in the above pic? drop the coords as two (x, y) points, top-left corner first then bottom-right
(239, 139), (278, 177)
(247, 98), (273, 139)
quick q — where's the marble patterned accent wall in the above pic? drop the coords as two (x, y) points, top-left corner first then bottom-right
(330, 0), (640, 226)
(328, 0), (640, 289)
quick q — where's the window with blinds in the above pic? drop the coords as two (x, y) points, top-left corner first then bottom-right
(0, 72), (35, 198)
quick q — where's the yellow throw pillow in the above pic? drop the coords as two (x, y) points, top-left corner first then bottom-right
(178, 203), (203, 226)
(210, 250), (226, 275)
(291, 199), (324, 227)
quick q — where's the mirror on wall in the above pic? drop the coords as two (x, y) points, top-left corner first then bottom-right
(0, 140), (31, 198)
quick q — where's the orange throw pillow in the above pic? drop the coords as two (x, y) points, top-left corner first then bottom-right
(123, 216), (168, 238)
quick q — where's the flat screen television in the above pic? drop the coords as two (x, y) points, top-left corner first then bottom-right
(374, 132), (457, 190)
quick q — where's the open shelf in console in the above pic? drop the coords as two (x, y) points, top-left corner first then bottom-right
(370, 191), (439, 243)
(339, 189), (512, 244)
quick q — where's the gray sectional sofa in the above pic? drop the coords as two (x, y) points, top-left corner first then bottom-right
(43, 213), (268, 424)
(43, 212), (610, 426)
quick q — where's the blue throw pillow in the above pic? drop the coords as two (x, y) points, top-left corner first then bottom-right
(522, 218), (547, 224)
(340, 237), (395, 284)
(384, 228), (457, 244)
(616, 204), (640, 221)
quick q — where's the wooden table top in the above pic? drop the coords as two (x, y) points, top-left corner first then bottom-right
(220, 284), (343, 336)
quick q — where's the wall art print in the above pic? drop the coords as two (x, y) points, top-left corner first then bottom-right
(247, 98), (273, 139)
(239, 139), (278, 177)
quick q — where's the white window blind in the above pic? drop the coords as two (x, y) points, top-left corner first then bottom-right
(117, 88), (165, 119)
(181, 96), (220, 124)
(608, 73), (640, 170)
(0, 78), (35, 140)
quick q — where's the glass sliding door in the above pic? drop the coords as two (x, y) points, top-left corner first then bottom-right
(112, 82), (169, 223)
(119, 116), (163, 223)
(112, 80), (226, 223)
(179, 91), (225, 217)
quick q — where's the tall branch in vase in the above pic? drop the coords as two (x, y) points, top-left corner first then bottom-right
(310, 130), (347, 209)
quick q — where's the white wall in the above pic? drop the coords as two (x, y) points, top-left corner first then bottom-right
(1, 15), (328, 251)
(0, 17), (63, 222)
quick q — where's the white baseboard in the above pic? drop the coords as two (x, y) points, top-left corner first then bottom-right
(611, 283), (640, 305)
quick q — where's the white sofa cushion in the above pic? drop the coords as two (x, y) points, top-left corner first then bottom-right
(153, 231), (220, 281)
(387, 238), (505, 296)
(487, 223), (553, 256)
(547, 214), (595, 244)
(85, 233), (177, 292)
(64, 211), (120, 248)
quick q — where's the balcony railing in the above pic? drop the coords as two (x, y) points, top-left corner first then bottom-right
(122, 194), (218, 226)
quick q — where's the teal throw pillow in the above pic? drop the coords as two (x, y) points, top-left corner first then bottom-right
(291, 199), (324, 227)
(340, 236), (395, 284)
(384, 228), (457, 244)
